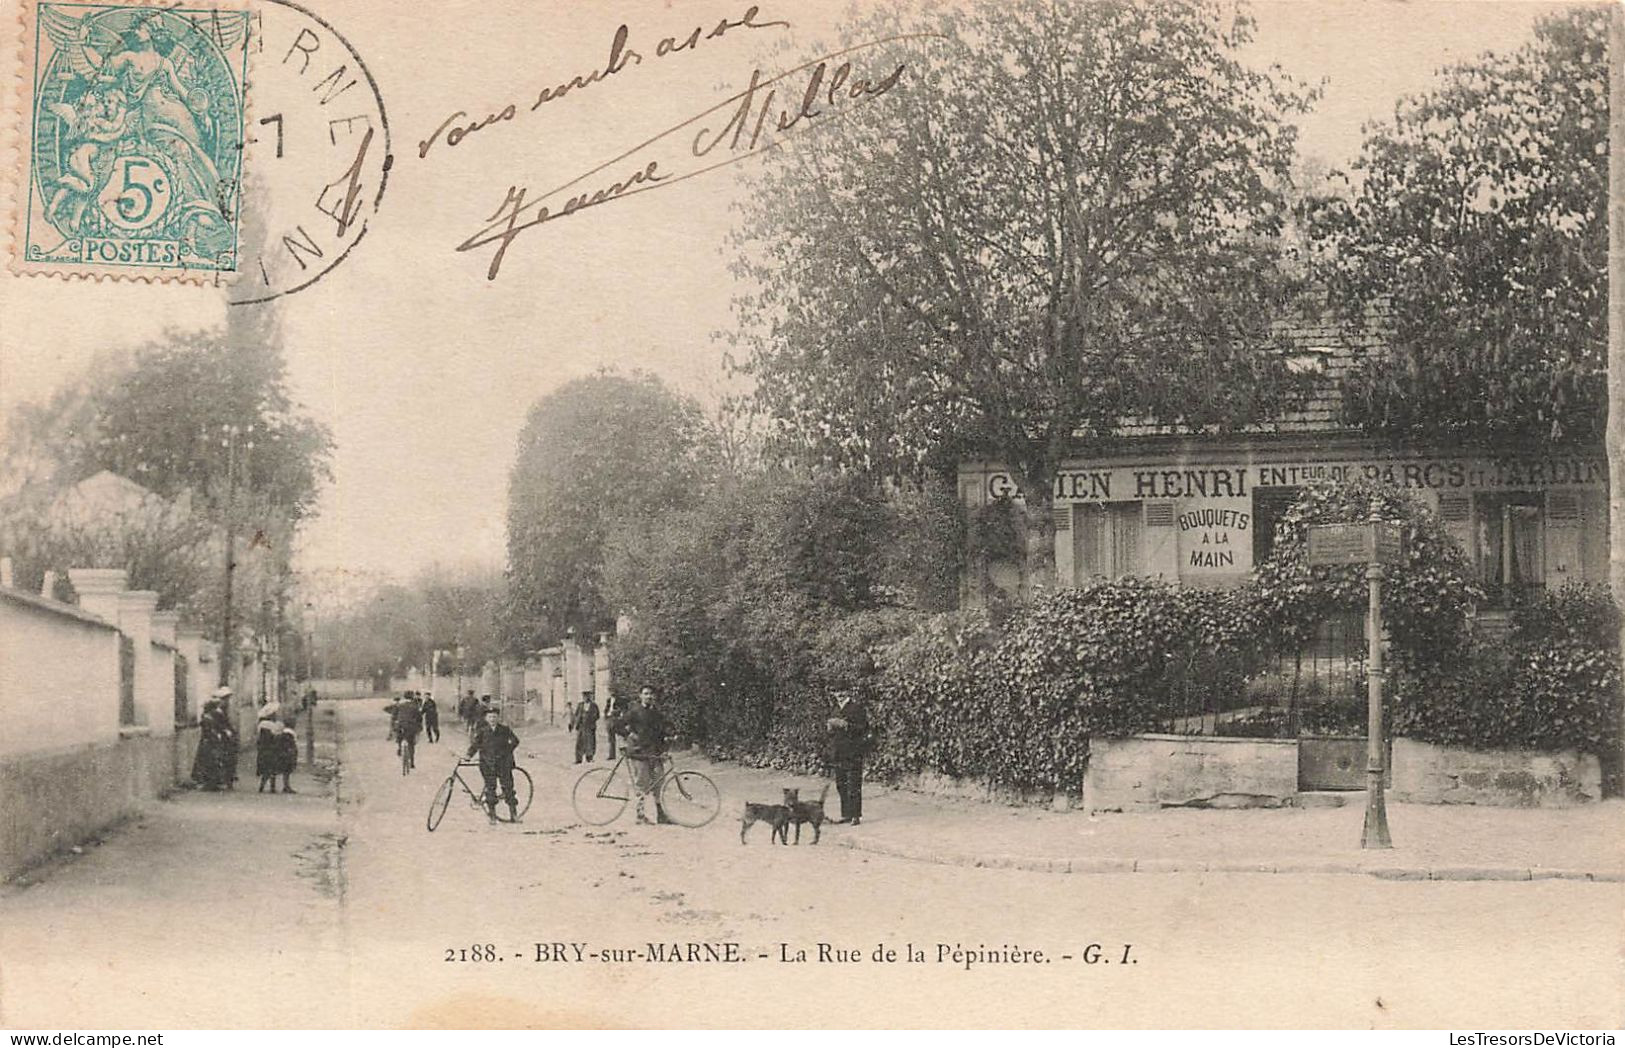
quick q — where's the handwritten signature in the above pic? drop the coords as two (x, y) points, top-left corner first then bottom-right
(417, 4), (792, 160)
(455, 38), (926, 281)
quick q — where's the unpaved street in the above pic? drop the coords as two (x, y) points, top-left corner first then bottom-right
(3, 701), (1619, 1028)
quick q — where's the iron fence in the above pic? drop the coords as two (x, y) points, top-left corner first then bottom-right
(1158, 612), (1367, 738)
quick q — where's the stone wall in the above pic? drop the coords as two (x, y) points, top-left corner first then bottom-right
(0, 592), (122, 757)
(1391, 738), (1603, 808)
(0, 731), (197, 881)
(1083, 734), (1299, 812)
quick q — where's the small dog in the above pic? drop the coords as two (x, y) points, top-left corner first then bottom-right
(788, 783), (830, 844)
(740, 788), (797, 845)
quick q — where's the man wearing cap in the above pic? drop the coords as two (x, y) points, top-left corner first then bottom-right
(466, 706), (522, 823)
(609, 685), (672, 825)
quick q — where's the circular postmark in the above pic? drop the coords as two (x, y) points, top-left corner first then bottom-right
(30, 5), (250, 271)
(231, 0), (391, 304)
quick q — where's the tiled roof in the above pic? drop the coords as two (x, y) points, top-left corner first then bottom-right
(1114, 302), (1387, 439)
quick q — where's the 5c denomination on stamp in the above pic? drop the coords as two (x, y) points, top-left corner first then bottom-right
(16, 0), (251, 280)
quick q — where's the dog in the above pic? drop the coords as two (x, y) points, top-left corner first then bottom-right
(740, 788), (797, 845)
(787, 783), (831, 844)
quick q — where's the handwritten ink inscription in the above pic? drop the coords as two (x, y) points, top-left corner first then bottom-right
(412, 4), (927, 281)
(417, 5), (793, 160)
(454, 46), (910, 280)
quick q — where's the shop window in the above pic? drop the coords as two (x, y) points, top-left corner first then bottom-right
(1474, 491), (1544, 605)
(1073, 502), (1144, 582)
(1252, 486), (1302, 566)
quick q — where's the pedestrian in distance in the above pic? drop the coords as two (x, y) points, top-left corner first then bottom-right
(191, 695), (232, 790)
(603, 689), (623, 761)
(571, 692), (599, 764)
(218, 689), (240, 790)
(422, 693), (440, 743)
(825, 655), (876, 826)
(609, 684), (672, 825)
(385, 694), (403, 747)
(396, 693), (423, 773)
(275, 716), (299, 794)
(256, 701), (284, 793)
(466, 706), (522, 823)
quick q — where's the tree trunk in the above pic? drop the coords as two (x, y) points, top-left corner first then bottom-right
(1608, 5), (1624, 796)
(1017, 468), (1059, 597)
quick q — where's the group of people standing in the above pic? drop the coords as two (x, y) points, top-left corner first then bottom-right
(190, 685), (241, 791)
(564, 673), (873, 826)
(189, 684), (304, 795)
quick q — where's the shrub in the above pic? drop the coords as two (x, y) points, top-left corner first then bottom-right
(1252, 478), (1480, 666)
(869, 608), (1001, 782)
(1394, 585), (1623, 757)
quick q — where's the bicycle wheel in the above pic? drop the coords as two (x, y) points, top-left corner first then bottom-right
(401, 740), (414, 776)
(658, 770), (720, 828)
(426, 775), (455, 832)
(572, 766), (629, 825)
(493, 767), (534, 822)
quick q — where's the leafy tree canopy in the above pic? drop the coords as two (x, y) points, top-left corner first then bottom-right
(1311, 8), (1608, 444)
(731, 0), (1317, 589)
(505, 370), (716, 648)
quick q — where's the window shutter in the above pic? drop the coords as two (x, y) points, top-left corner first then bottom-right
(1053, 505), (1071, 531)
(1547, 492), (1580, 523)
(1438, 494), (1470, 523)
(1144, 502), (1175, 528)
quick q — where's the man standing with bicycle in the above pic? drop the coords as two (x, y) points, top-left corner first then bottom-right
(467, 706), (522, 823)
(610, 684), (672, 825)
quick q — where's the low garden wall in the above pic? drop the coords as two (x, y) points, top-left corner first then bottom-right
(1391, 738), (1603, 808)
(0, 729), (197, 881)
(1082, 734), (1299, 812)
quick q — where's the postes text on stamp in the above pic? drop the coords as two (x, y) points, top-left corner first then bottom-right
(17, 1), (251, 280)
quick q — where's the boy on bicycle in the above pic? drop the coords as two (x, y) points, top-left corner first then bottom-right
(467, 707), (522, 823)
(609, 685), (672, 825)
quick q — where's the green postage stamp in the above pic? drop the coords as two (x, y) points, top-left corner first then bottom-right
(16, 0), (251, 279)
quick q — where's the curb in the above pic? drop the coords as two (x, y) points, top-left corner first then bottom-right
(831, 837), (1625, 882)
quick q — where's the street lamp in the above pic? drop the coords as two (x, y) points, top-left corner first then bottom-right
(217, 422), (254, 688)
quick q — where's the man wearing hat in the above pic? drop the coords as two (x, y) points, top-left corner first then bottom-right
(825, 656), (876, 826)
(466, 706), (522, 823)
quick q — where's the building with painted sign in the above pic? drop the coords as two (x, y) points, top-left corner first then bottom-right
(958, 317), (1608, 608)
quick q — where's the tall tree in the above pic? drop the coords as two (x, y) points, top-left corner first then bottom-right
(1312, 8), (1608, 444)
(730, 0), (1314, 591)
(79, 308), (333, 523)
(505, 371), (715, 648)
(0, 306), (332, 633)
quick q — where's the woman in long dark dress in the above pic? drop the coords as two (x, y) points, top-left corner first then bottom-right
(190, 699), (224, 789)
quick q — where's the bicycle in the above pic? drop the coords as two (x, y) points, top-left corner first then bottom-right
(571, 753), (720, 827)
(400, 734), (417, 776)
(426, 760), (534, 831)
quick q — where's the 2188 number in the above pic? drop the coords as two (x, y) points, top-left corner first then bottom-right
(445, 944), (499, 962)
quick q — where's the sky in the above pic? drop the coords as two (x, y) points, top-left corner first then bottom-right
(0, 0), (1568, 582)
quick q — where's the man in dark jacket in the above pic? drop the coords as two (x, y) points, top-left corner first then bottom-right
(422, 694), (440, 743)
(466, 707), (522, 823)
(826, 663), (874, 825)
(570, 693), (599, 764)
(608, 685), (671, 824)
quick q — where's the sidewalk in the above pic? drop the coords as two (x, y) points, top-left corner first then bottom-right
(681, 745), (1625, 882)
